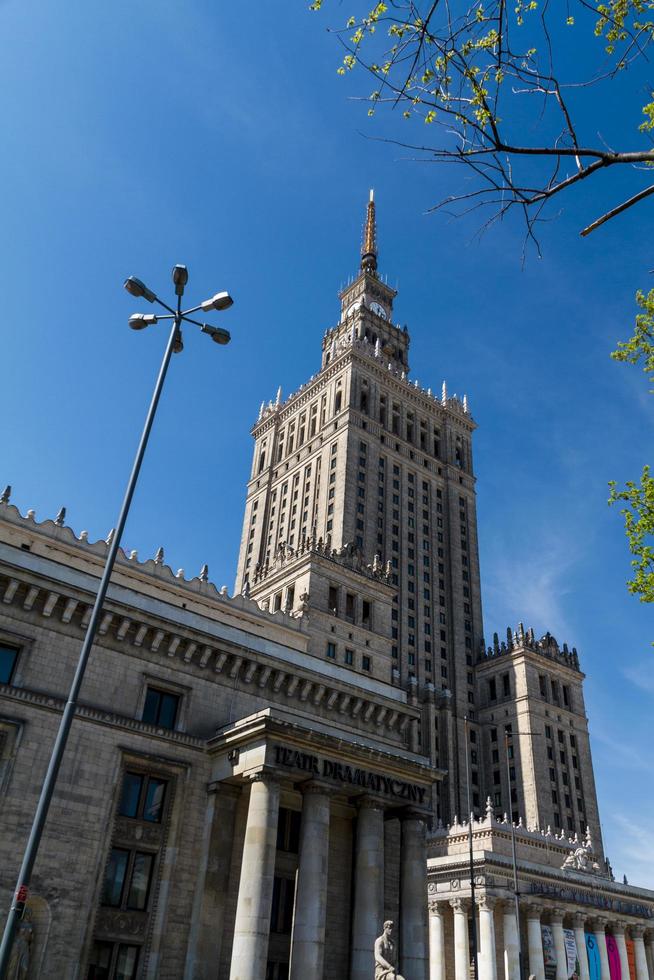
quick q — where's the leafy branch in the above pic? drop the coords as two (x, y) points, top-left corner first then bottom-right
(311, 0), (654, 250)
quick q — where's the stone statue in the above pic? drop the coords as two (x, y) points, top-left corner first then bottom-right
(561, 843), (600, 873)
(374, 920), (405, 980)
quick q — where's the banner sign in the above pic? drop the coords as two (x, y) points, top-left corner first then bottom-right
(542, 925), (557, 980)
(564, 928), (579, 979)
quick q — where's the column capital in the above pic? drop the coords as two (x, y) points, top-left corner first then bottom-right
(207, 780), (242, 799)
(300, 779), (334, 797)
(525, 903), (542, 922)
(249, 769), (284, 788)
(550, 909), (565, 925)
(429, 898), (446, 916)
(631, 925), (646, 939)
(477, 895), (496, 911)
(591, 917), (609, 933)
(399, 806), (428, 824)
(450, 897), (470, 913)
(573, 913), (587, 929)
(356, 794), (385, 812)
(612, 922), (627, 937)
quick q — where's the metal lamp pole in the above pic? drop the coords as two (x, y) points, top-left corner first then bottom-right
(464, 715), (479, 980)
(504, 730), (524, 980)
(0, 265), (234, 978)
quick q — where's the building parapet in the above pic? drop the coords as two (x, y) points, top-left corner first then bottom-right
(250, 534), (393, 593)
(0, 492), (302, 634)
(478, 622), (581, 672)
(254, 329), (472, 429)
(429, 796), (611, 878)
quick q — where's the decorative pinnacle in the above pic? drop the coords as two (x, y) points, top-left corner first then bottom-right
(199, 563), (209, 582)
(0, 485), (11, 504)
(360, 188), (377, 273)
(154, 547), (164, 564)
(54, 507), (66, 527)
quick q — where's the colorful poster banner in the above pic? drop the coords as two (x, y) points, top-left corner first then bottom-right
(626, 936), (637, 980)
(587, 933), (602, 980)
(542, 925), (558, 980)
(564, 928), (579, 979)
(606, 934), (622, 980)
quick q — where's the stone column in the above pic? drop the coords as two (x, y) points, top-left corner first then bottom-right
(451, 898), (470, 980)
(479, 896), (498, 980)
(289, 783), (331, 980)
(551, 911), (568, 980)
(187, 784), (241, 980)
(613, 923), (631, 980)
(429, 900), (446, 980)
(502, 901), (520, 980)
(573, 913), (591, 980)
(350, 798), (385, 980)
(645, 933), (654, 980)
(592, 919), (611, 980)
(229, 773), (281, 980)
(632, 926), (650, 980)
(527, 905), (546, 980)
(400, 811), (429, 980)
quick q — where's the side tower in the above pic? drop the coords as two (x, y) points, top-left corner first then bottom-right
(234, 193), (484, 821)
(475, 626), (603, 854)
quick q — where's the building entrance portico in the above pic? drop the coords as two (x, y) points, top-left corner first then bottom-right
(426, 809), (654, 980)
(202, 707), (439, 980)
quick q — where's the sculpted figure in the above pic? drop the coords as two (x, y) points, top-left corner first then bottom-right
(374, 920), (405, 980)
(561, 844), (600, 872)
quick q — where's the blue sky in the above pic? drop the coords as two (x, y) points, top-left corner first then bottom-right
(1, 1), (652, 883)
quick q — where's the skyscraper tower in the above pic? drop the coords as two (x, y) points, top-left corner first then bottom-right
(235, 193), (482, 821)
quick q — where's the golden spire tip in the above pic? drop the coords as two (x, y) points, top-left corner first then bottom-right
(361, 190), (378, 273)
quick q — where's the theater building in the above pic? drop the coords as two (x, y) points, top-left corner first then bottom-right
(0, 196), (652, 979)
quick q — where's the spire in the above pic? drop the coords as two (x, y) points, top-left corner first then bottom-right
(360, 188), (378, 273)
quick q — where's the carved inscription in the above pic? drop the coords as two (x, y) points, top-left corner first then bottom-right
(273, 745), (426, 804)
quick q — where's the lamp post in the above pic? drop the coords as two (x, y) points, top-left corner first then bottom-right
(0, 265), (234, 977)
(464, 715), (480, 980)
(501, 729), (523, 980)
(503, 726), (549, 980)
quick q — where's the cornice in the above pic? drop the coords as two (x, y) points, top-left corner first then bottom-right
(0, 558), (416, 744)
(0, 682), (206, 750)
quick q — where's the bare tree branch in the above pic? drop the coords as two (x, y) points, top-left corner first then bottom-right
(315, 0), (654, 250)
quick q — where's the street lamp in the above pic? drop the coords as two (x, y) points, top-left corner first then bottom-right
(0, 265), (234, 977)
(464, 715), (480, 980)
(503, 727), (543, 980)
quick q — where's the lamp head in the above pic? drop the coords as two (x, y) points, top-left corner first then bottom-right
(200, 291), (234, 312)
(172, 264), (189, 296)
(129, 313), (158, 330)
(200, 324), (231, 345)
(124, 276), (156, 303)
